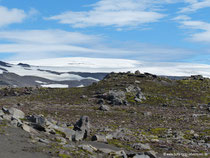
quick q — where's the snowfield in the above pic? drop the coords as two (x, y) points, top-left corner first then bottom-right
(41, 84), (69, 88)
(9, 57), (210, 78)
(1, 64), (98, 81)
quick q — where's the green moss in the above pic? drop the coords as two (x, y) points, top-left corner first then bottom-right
(150, 128), (167, 135)
(126, 93), (136, 103)
(55, 129), (66, 137)
(108, 139), (133, 151)
(59, 154), (71, 158)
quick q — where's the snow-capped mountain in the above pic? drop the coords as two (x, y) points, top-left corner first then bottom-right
(1, 57), (210, 88)
(0, 60), (107, 88)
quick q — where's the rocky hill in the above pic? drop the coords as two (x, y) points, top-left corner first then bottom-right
(0, 71), (209, 158)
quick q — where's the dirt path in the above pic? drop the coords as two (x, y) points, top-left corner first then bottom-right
(0, 125), (50, 158)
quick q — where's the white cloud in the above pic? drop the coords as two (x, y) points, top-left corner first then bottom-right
(183, 21), (210, 43)
(0, 30), (101, 44)
(180, 0), (210, 13)
(173, 15), (191, 21)
(0, 29), (197, 61)
(0, 6), (26, 27)
(174, 16), (210, 43)
(47, 0), (167, 29)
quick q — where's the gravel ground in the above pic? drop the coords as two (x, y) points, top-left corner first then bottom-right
(0, 125), (50, 158)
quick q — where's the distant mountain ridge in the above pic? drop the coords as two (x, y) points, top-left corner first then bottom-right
(1, 57), (209, 87)
(0, 60), (107, 88)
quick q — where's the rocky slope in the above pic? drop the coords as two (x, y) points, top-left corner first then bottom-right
(0, 71), (209, 158)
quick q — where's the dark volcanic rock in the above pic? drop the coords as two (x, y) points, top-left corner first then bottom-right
(18, 63), (31, 68)
(0, 61), (11, 67)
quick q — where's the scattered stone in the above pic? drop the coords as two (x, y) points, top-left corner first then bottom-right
(0, 110), (4, 116)
(39, 138), (50, 144)
(143, 112), (152, 117)
(126, 85), (141, 93)
(16, 103), (24, 107)
(2, 107), (9, 114)
(135, 80), (141, 84)
(133, 154), (150, 158)
(135, 92), (146, 102)
(10, 119), (20, 127)
(2, 114), (12, 121)
(97, 99), (105, 105)
(150, 139), (159, 143)
(144, 151), (157, 158)
(207, 107), (210, 112)
(99, 105), (110, 111)
(80, 95), (87, 99)
(55, 136), (67, 145)
(92, 134), (107, 142)
(135, 70), (141, 75)
(109, 150), (127, 158)
(132, 143), (151, 150)
(78, 144), (96, 153)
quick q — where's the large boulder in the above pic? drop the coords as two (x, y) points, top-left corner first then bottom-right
(74, 116), (90, 140)
(73, 131), (85, 141)
(8, 107), (25, 120)
(107, 90), (127, 105)
(26, 115), (46, 131)
(92, 134), (107, 142)
(27, 115), (46, 126)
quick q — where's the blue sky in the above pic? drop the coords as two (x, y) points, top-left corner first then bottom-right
(0, 0), (210, 64)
